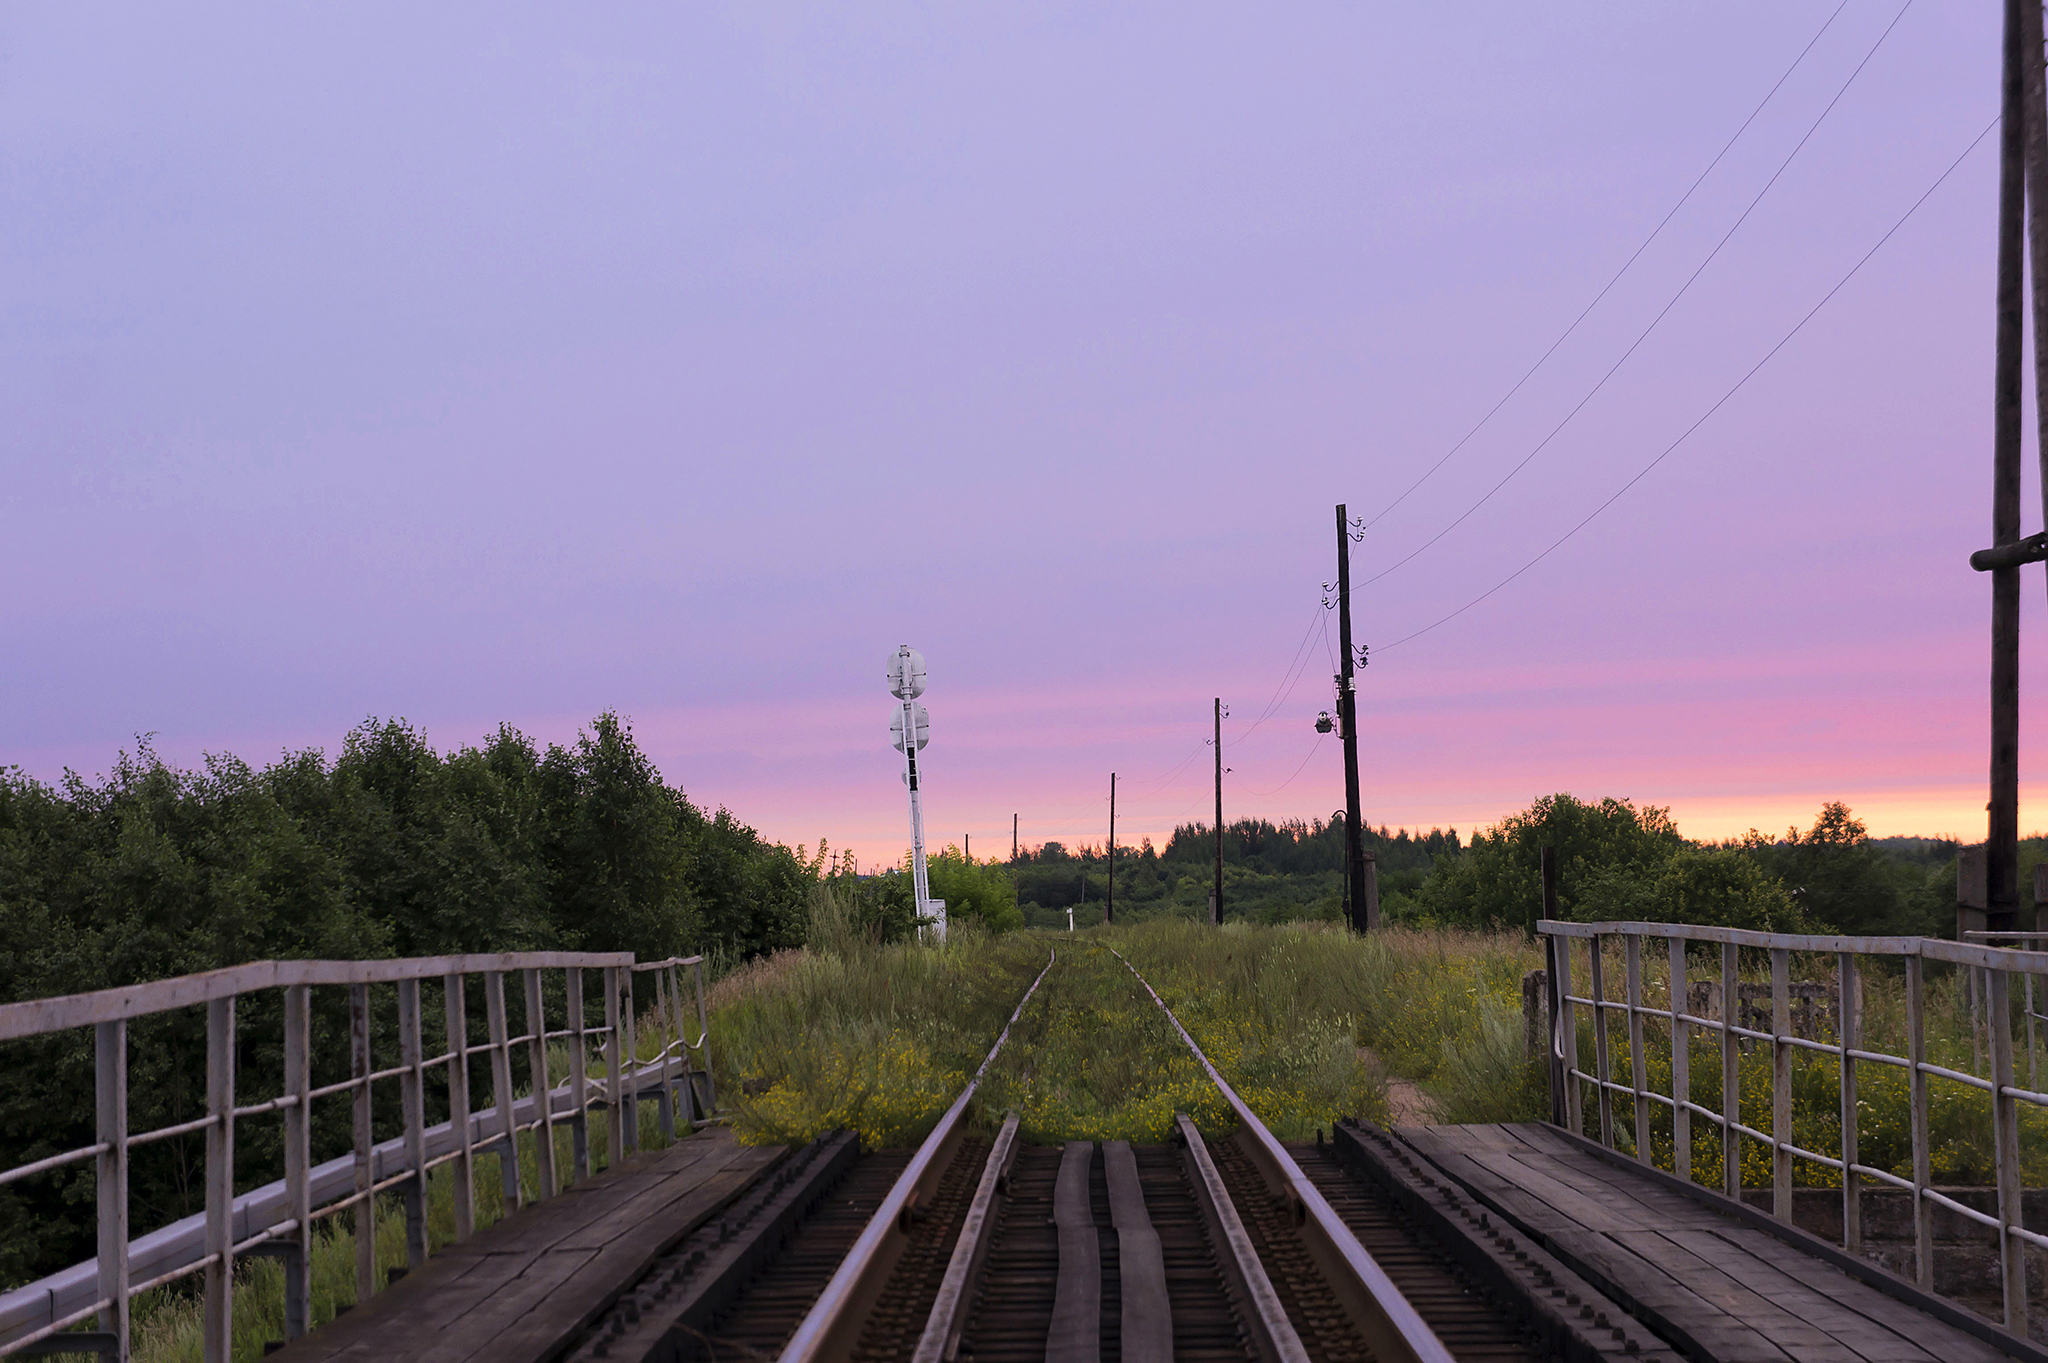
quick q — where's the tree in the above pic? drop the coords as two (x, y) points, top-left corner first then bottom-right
(1751, 803), (1914, 935)
(1576, 845), (1805, 931)
(1414, 794), (1682, 927)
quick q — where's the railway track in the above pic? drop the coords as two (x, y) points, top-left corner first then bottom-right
(560, 946), (1670, 1363)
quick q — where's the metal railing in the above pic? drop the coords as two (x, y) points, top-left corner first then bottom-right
(1541, 919), (2047, 1338)
(0, 951), (716, 1362)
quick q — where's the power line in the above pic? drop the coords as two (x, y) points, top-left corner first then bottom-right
(1230, 595), (1328, 746)
(1361, 0), (1916, 592)
(1380, 112), (1999, 654)
(1244, 733), (1328, 798)
(1360, 0), (1855, 534)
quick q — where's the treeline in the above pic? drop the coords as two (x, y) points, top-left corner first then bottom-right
(1003, 796), (1970, 938)
(0, 713), (820, 1013)
(1007, 817), (1460, 928)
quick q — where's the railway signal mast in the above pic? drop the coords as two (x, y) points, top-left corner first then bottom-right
(888, 645), (946, 941)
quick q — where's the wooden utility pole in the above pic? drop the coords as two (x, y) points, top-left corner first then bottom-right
(1107, 774), (1117, 923)
(1212, 698), (1224, 926)
(1985, 0), (2029, 935)
(965, 833), (970, 861)
(1335, 505), (1375, 931)
(1013, 814), (1018, 861)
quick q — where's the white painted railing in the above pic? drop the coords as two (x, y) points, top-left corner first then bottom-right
(0, 952), (716, 1362)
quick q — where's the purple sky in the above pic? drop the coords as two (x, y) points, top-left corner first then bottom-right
(1, 3), (2032, 864)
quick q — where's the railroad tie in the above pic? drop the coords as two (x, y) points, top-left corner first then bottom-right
(1046, 1141), (1100, 1363)
(1102, 1140), (1170, 1363)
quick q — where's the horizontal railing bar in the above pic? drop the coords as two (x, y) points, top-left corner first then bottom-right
(307, 1076), (364, 1102)
(1921, 1187), (2004, 1232)
(129, 1253), (214, 1297)
(0, 951), (637, 1040)
(1998, 1082), (2048, 1105)
(1542, 919), (2048, 973)
(1916, 1061), (1995, 1093)
(1851, 1164), (1915, 1192)
(232, 1094), (299, 1119)
(0, 1142), (108, 1188)
(127, 1114), (219, 1148)
(0, 1296), (115, 1357)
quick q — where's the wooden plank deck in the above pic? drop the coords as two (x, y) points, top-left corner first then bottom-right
(1397, 1122), (2022, 1363)
(270, 1127), (784, 1363)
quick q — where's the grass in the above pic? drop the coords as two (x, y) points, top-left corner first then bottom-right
(712, 917), (1549, 1148)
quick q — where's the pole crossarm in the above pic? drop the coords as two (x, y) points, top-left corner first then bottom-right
(1970, 531), (2048, 571)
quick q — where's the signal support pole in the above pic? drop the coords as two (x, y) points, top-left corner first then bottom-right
(1336, 505), (1375, 931)
(1107, 774), (1116, 924)
(1212, 698), (1224, 926)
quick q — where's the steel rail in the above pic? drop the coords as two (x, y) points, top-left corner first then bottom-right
(910, 1111), (1023, 1363)
(776, 949), (1058, 1363)
(1105, 946), (1457, 1363)
(1175, 1112), (1312, 1363)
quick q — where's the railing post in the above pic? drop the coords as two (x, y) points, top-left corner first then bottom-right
(397, 978), (429, 1267)
(692, 957), (715, 1117)
(1838, 952), (1860, 1256)
(1668, 937), (1690, 1184)
(652, 966), (676, 1143)
(282, 985), (312, 1338)
(621, 970), (640, 1155)
(1721, 941), (1740, 1201)
(1988, 963), (2027, 1335)
(1770, 947), (1792, 1224)
(485, 971), (522, 1213)
(350, 982), (375, 1306)
(1556, 934), (1581, 1136)
(2028, 967), (2040, 1094)
(95, 1019), (129, 1362)
(522, 968), (557, 1199)
(567, 967), (590, 1181)
(1905, 953), (1933, 1289)
(442, 972), (474, 1242)
(1589, 932), (1614, 1147)
(204, 997), (236, 1363)
(1625, 934), (1650, 1161)
(604, 966), (625, 1169)
(1543, 934), (1565, 1127)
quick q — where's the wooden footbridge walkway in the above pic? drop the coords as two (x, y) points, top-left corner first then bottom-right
(3, 925), (2047, 1363)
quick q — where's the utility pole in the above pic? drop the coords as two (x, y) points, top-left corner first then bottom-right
(1013, 814), (1018, 861)
(1212, 698), (1224, 925)
(965, 833), (970, 861)
(1980, 0), (2029, 937)
(1107, 773), (1116, 924)
(1335, 505), (1375, 931)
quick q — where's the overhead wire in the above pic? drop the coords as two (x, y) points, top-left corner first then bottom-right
(1360, 0), (1916, 592)
(1230, 595), (1330, 745)
(1360, 0), (1856, 533)
(1379, 111), (2000, 654)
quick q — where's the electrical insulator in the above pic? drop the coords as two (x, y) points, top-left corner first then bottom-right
(1315, 711), (1334, 735)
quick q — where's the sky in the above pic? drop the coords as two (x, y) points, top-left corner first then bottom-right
(0, 2), (2036, 865)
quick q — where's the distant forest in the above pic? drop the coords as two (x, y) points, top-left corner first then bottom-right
(1007, 796), (1976, 939)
